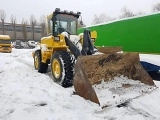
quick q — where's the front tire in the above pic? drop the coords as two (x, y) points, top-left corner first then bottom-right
(51, 51), (75, 87)
(34, 50), (48, 73)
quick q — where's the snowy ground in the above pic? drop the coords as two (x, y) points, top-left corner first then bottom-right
(0, 48), (160, 120)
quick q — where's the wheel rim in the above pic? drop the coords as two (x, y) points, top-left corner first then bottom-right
(34, 55), (39, 69)
(52, 59), (61, 79)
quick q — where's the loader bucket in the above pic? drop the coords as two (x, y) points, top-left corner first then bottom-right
(97, 46), (122, 54)
(73, 52), (156, 107)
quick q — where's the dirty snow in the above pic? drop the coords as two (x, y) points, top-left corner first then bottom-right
(0, 48), (160, 120)
(93, 76), (157, 107)
(62, 32), (83, 51)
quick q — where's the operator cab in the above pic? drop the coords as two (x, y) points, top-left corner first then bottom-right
(47, 8), (81, 36)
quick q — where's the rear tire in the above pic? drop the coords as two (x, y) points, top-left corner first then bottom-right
(34, 50), (48, 73)
(51, 51), (75, 87)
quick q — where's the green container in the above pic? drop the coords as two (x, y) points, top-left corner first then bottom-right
(78, 13), (160, 54)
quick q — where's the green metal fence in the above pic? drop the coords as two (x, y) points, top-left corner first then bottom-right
(78, 13), (160, 54)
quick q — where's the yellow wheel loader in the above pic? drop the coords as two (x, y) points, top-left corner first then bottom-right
(0, 35), (12, 53)
(33, 8), (156, 108)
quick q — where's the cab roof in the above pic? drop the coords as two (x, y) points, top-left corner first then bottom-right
(0, 35), (10, 40)
(47, 8), (81, 20)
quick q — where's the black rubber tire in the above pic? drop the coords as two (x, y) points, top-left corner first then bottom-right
(51, 51), (75, 87)
(34, 50), (48, 73)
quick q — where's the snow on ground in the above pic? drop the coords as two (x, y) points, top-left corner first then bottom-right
(0, 49), (160, 120)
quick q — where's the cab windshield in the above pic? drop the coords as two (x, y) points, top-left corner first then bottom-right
(0, 39), (11, 44)
(54, 14), (78, 35)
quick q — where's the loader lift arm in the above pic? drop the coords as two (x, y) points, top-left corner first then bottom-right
(65, 29), (97, 59)
(81, 29), (96, 55)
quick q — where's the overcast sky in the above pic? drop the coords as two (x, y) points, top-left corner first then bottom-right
(1, 0), (160, 25)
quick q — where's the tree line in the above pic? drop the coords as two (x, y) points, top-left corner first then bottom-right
(0, 10), (46, 41)
(92, 3), (160, 25)
(0, 2), (160, 39)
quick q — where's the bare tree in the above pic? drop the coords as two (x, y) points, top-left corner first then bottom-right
(135, 11), (145, 16)
(119, 6), (134, 18)
(11, 15), (17, 41)
(92, 14), (115, 25)
(30, 15), (37, 40)
(39, 15), (47, 37)
(0, 9), (6, 35)
(152, 3), (160, 12)
(92, 14), (106, 24)
(21, 18), (28, 42)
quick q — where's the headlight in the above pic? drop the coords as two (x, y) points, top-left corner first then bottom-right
(54, 36), (60, 41)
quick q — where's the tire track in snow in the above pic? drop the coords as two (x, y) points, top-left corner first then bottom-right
(16, 57), (33, 68)
(126, 104), (157, 120)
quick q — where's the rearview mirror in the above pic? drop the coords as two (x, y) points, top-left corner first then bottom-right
(80, 21), (84, 25)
